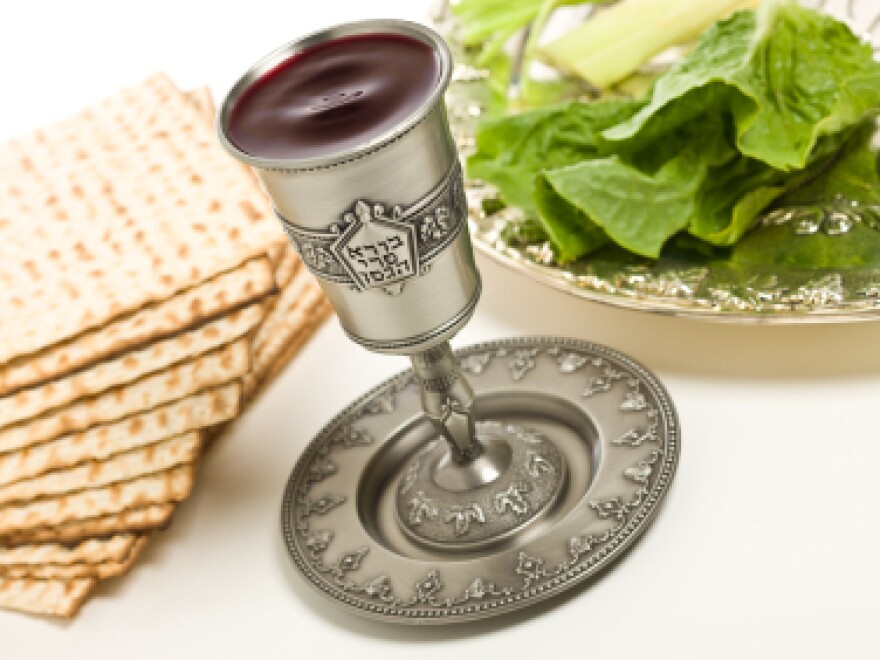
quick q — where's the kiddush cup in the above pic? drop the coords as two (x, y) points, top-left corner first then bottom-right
(215, 18), (679, 625)
(216, 19), (480, 356)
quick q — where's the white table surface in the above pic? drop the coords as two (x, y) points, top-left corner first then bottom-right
(3, 2), (880, 658)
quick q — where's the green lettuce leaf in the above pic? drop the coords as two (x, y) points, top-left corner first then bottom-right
(732, 124), (880, 267)
(466, 1), (880, 262)
(541, 154), (701, 258)
(778, 122), (880, 206)
(468, 98), (640, 213)
(605, 1), (880, 171)
(731, 222), (880, 268)
(533, 176), (608, 261)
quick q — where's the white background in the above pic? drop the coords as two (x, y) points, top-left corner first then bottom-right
(2, 1), (880, 658)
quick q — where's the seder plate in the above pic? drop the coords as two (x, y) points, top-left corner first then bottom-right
(281, 337), (679, 624)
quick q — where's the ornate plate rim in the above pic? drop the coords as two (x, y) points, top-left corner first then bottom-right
(280, 336), (680, 624)
(468, 222), (880, 324)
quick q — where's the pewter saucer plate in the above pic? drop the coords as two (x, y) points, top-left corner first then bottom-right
(281, 337), (679, 624)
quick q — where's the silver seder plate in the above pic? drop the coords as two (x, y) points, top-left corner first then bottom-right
(281, 337), (679, 624)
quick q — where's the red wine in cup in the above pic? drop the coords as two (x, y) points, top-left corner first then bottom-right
(228, 33), (441, 160)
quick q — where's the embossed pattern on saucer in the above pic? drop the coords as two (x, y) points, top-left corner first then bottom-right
(281, 338), (679, 624)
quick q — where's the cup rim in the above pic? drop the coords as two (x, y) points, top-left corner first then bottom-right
(216, 19), (453, 172)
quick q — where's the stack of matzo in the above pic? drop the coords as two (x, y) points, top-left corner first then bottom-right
(0, 76), (331, 618)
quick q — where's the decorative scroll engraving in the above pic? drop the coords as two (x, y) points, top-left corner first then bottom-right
(515, 552), (546, 585)
(460, 351), (493, 374)
(324, 425), (373, 452)
(408, 491), (439, 525)
(278, 164), (466, 294)
(463, 578), (508, 600)
(620, 382), (648, 411)
(334, 547), (370, 576)
(363, 392), (396, 415)
(460, 345), (597, 381)
(395, 423), (564, 546)
(614, 408), (660, 447)
(300, 243), (336, 272)
(363, 575), (393, 598)
(419, 206), (453, 242)
(494, 483), (532, 516)
(591, 497), (628, 519)
(304, 530), (333, 554)
(306, 460), (338, 484)
(305, 494), (346, 516)
(509, 349), (539, 381)
(624, 453), (659, 484)
(445, 504), (486, 536)
(525, 451), (554, 477)
(557, 352), (588, 373)
(583, 363), (625, 398)
(415, 571), (444, 602)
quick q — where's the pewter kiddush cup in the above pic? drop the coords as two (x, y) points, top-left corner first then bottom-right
(217, 19), (680, 625)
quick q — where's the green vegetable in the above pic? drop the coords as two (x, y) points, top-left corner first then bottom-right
(452, 0), (549, 46)
(451, 0), (594, 66)
(731, 220), (880, 268)
(606, 2), (880, 170)
(732, 123), (880, 267)
(468, 98), (640, 214)
(467, 1), (880, 264)
(499, 214), (552, 246)
(540, 0), (759, 90)
(451, 0), (602, 114)
(540, 155), (699, 257)
(777, 122), (880, 206)
(687, 131), (848, 245)
(534, 175), (609, 260)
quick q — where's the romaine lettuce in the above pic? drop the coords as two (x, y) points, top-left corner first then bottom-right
(466, 1), (880, 263)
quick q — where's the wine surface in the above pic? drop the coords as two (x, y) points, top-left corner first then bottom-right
(228, 33), (441, 160)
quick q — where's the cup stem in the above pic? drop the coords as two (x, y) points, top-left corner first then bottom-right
(410, 342), (483, 464)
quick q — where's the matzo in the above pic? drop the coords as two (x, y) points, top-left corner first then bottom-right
(0, 536), (148, 580)
(0, 305), (263, 427)
(0, 577), (95, 617)
(0, 73), (285, 364)
(250, 271), (321, 357)
(0, 340), (249, 453)
(273, 247), (300, 289)
(0, 432), (201, 505)
(0, 463), (195, 534)
(0, 384), (238, 486)
(244, 295), (329, 402)
(185, 87), (215, 121)
(0, 257), (274, 397)
(263, 300), (332, 384)
(241, 268), (326, 397)
(0, 534), (135, 566)
(253, 283), (324, 370)
(1, 505), (172, 546)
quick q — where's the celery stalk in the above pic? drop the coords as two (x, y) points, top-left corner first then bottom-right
(538, 0), (761, 90)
